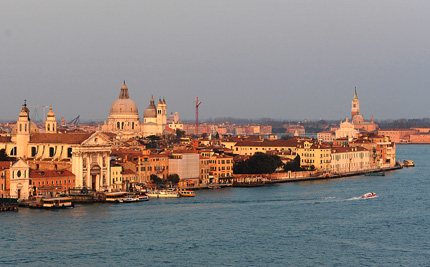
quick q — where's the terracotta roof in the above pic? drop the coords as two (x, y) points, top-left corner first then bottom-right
(235, 139), (298, 147)
(30, 169), (75, 178)
(0, 161), (13, 169)
(121, 169), (136, 175)
(29, 133), (93, 144)
(0, 136), (13, 143)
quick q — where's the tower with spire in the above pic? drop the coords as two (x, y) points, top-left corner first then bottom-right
(351, 87), (360, 119)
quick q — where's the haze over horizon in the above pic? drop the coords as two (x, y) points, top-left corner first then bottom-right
(1, 1), (429, 123)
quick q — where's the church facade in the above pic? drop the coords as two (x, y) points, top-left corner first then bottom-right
(1, 103), (112, 199)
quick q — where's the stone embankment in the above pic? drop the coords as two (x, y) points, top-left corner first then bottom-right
(266, 166), (402, 184)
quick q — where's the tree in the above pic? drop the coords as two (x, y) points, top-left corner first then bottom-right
(0, 149), (14, 161)
(174, 129), (186, 143)
(167, 174), (180, 184)
(146, 135), (161, 148)
(150, 174), (164, 184)
(234, 152), (283, 174)
(284, 155), (302, 172)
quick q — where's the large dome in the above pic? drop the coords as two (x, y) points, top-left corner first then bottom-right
(109, 82), (139, 116)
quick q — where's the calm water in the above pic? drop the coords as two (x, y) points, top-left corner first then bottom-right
(1, 145), (429, 266)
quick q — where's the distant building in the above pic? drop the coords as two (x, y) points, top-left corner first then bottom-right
(350, 88), (378, 132)
(317, 131), (335, 143)
(102, 81), (172, 139)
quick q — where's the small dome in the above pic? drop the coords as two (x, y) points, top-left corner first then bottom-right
(352, 114), (364, 124)
(144, 96), (157, 118)
(12, 121), (39, 135)
(47, 106), (55, 118)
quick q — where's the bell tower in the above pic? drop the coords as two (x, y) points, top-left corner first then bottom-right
(16, 100), (30, 158)
(45, 106), (57, 133)
(351, 87), (360, 119)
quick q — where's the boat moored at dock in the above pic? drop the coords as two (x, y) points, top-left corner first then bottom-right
(146, 189), (180, 198)
(179, 189), (195, 197)
(105, 192), (128, 203)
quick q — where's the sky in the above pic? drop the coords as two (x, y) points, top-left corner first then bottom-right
(1, 0), (429, 123)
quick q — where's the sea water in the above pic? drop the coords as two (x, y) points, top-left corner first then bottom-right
(1, 144), (429, 266)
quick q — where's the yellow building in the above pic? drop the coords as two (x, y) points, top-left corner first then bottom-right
(296, 141), (331, 171)
(224, 139), (298, 156)
(330, 147), (370, 173)
(110, 165), (123, 190)
(209, 154), (233, 184)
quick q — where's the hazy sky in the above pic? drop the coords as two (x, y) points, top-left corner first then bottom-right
(1, 1), (429, 122)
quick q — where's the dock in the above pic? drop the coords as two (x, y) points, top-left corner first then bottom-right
(0, 198), (19, 212)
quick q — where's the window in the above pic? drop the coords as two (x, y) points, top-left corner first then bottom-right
(49, 147), (55, 157)
(31, 147), (37, 157)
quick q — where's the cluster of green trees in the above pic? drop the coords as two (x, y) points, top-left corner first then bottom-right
(233, 153), (311, 174)
(150, 173), (180, 185)
(0, 149), (14, 161)
(233, 152), (284, 174)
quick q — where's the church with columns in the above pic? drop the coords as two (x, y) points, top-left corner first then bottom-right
(0, 102), (112, 200)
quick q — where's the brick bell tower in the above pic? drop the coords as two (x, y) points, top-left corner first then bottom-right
(351, 87), (360, 119)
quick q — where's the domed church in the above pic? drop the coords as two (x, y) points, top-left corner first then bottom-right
(102, 81), (168, 138)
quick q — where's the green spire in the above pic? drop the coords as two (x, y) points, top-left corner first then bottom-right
(354, 87), (358, 99)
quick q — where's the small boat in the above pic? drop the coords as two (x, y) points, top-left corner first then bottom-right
(138, 193), (149, 201)
(365, 172), (385, 176)
(403, 160), (415, 167)
(42, 197), (74, 209)
(362, 192), (376, 199)
(179, 190), (195, 197)
(208, 185), (221, 189)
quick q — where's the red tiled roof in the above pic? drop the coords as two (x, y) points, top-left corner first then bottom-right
(235, 139), (299, 147)
(0, 136), (12, 143)
(121, 169), (136, 175)
(30, 169), (75, 178)
(0, 161), (13, 169)
(29, 133), (93, 144)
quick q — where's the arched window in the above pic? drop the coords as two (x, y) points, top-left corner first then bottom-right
(31, 147), (37, 157)
(117, 122), (120, 129)
(67, 148), (73, 158)
(49, 147), (55, 157)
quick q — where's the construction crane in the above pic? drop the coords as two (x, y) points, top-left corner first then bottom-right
(195, 97), (202, 136)
(68, 115), (80, 126)
(28, 105), (49, 123)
